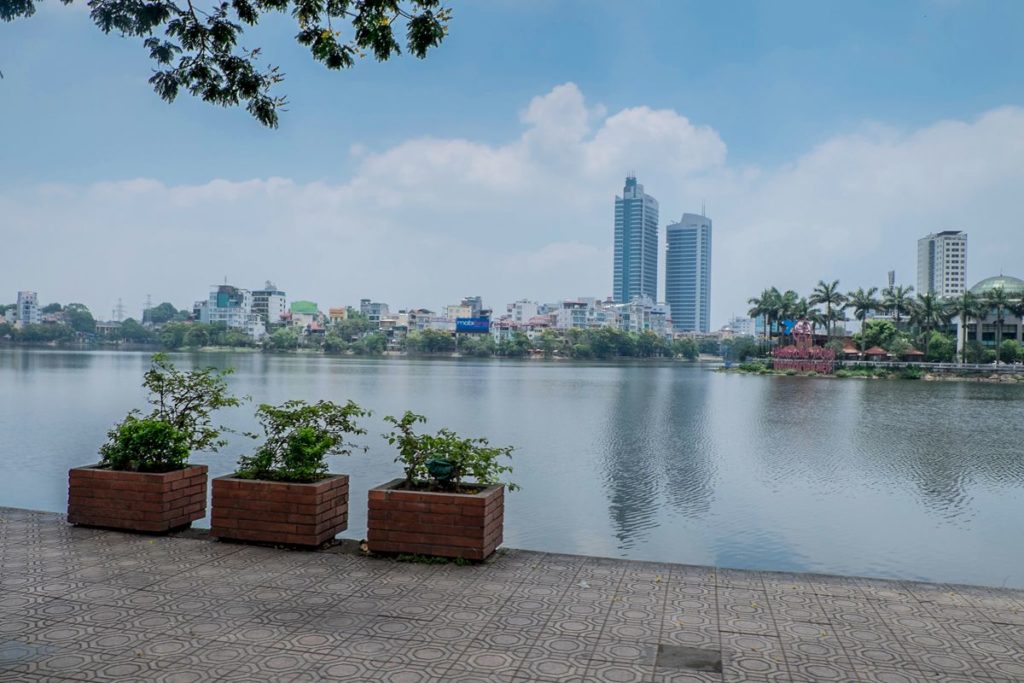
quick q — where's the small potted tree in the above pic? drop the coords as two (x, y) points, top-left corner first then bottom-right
(368, 411), (517, 561)
(68, 354), (240, 533)
(211, 399), (369, 547)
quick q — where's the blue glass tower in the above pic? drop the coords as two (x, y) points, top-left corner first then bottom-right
(665, 213), (712, 332)
(613, 176), (659, 303)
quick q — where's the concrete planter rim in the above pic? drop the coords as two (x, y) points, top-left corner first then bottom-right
(370, 477), (504, 496)
(213, 472), (350, 486)
(70, 463), (208, 476)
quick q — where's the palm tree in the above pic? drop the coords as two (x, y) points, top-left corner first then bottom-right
(809, 280), (846, 338)
(776, 289), (800, 343)
(985, 286), (1012, 349)
(747, 289), (773, 352)
(845, 287), (880, 353)
(909, 293), (949, 359)
(1009, 295), (1024, 349)
(791, 298), (825, 334)
(882, 284), (915, 326)
(949, 291), (982, 364)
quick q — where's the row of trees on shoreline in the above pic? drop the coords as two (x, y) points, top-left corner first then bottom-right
(0, 303), (761, 362)
(748, 280), (1024, 363)
(0, 322), (761, 362)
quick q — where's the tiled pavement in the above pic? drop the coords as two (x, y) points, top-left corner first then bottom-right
(2, 508), (1024, 682)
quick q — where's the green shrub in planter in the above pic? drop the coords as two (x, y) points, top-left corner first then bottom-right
(99, 353), (241, 471)
(71, 354), (240, 532)
(99, 417), (189, 473)
(383, 411), (518, 492)
(212, 399), (369, 546)
(236, 399), (369, 482)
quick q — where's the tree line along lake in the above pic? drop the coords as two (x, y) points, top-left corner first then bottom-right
(2, 348), (1023, 588)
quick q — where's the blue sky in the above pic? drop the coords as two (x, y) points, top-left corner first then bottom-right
(2, 0), (1024, 323)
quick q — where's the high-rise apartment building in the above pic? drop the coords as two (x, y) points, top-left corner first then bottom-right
(917, 231), (967, 298)
(613, 176), (659, 303)
(665, 213), (713, 333)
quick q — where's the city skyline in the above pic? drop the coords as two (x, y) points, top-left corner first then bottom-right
(3, 3), (1024, 328)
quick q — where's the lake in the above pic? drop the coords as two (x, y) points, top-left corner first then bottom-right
(2, 348), (1022, 588)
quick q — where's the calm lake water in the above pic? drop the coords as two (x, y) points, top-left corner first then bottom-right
(2, 348), (1023, 588)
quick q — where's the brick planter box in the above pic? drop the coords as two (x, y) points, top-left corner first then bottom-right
(367, 479), (504, 560)
(67, 464), (207, 533)
(210, 474), (348, 547)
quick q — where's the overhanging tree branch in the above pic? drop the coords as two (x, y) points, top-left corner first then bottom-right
(0, 0), (451, 127)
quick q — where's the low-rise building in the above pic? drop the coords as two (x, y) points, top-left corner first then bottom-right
(723, 316), (755, 337)
(195, 285), (265, 339)
(289, 301), (320, 330)
(954, 275), (1024, 352)
(506, 300), (539, 323)
(360, 299), (389, 324)
(555, 301), (590, 330)
(406, 309), (435, 331)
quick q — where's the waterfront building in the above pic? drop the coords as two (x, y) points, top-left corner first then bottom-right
(252, 282), (287, 327)
(613, 175), (659, 303)
(445, 304), (474, 322)
(917, 230), (967, 298)
(328, 308), (348, 325)
(461, 296), (485, 317)
(613, 296), (673, 337)
(12, 291), (40, 328)
(360, 299), (389, 323)
(407, 309), (435, 331)
(665, 213), (712, 333)
(289, 301), (320, 330)
(555, 301), (590, 330)
(195, 285), (265, 339)
(94, 320), (122, 336)
(507, 300), (539, 323)
(724, 316), (755, 337)
(954, 275), (1024, 353)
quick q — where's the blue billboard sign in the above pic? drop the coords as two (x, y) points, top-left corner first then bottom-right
(456, 317), (490, 333)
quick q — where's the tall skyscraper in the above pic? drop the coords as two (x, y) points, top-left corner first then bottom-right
(917, 231), (967, 298)
(613, 175), (659, 303)
(665, 213), (712, 333)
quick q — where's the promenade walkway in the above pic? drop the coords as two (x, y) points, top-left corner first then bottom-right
(2, 507), (1023, 682)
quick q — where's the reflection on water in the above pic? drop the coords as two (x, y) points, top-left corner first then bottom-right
(601, 368), (714, 551)
(3, 348), (1024, 588)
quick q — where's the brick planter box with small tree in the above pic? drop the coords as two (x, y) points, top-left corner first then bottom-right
(211, 399), (368, 547)
(368, 412), (517, 561)
(68, 354), (240, 534)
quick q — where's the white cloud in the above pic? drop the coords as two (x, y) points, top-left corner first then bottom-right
(2, 84), (1023, 325)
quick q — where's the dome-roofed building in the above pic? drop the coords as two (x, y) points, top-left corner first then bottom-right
(955, 274), (1024, 354)
(968, 275), (1024, 297)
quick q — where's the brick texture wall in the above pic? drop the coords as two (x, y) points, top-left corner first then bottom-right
(67, 464), (207, 533)
(367, 479), (504, 560)
(211, 474), (348, 547)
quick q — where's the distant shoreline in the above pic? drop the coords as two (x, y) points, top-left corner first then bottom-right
(0, 342), (725, 364)
(720, 364), (1024, 385)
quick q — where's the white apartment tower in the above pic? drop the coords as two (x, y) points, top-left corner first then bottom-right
(917, 231), (967, 298)
(13, 291), (40, 328)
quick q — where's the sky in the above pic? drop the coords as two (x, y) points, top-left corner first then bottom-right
(2, 0), (1024, 325)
